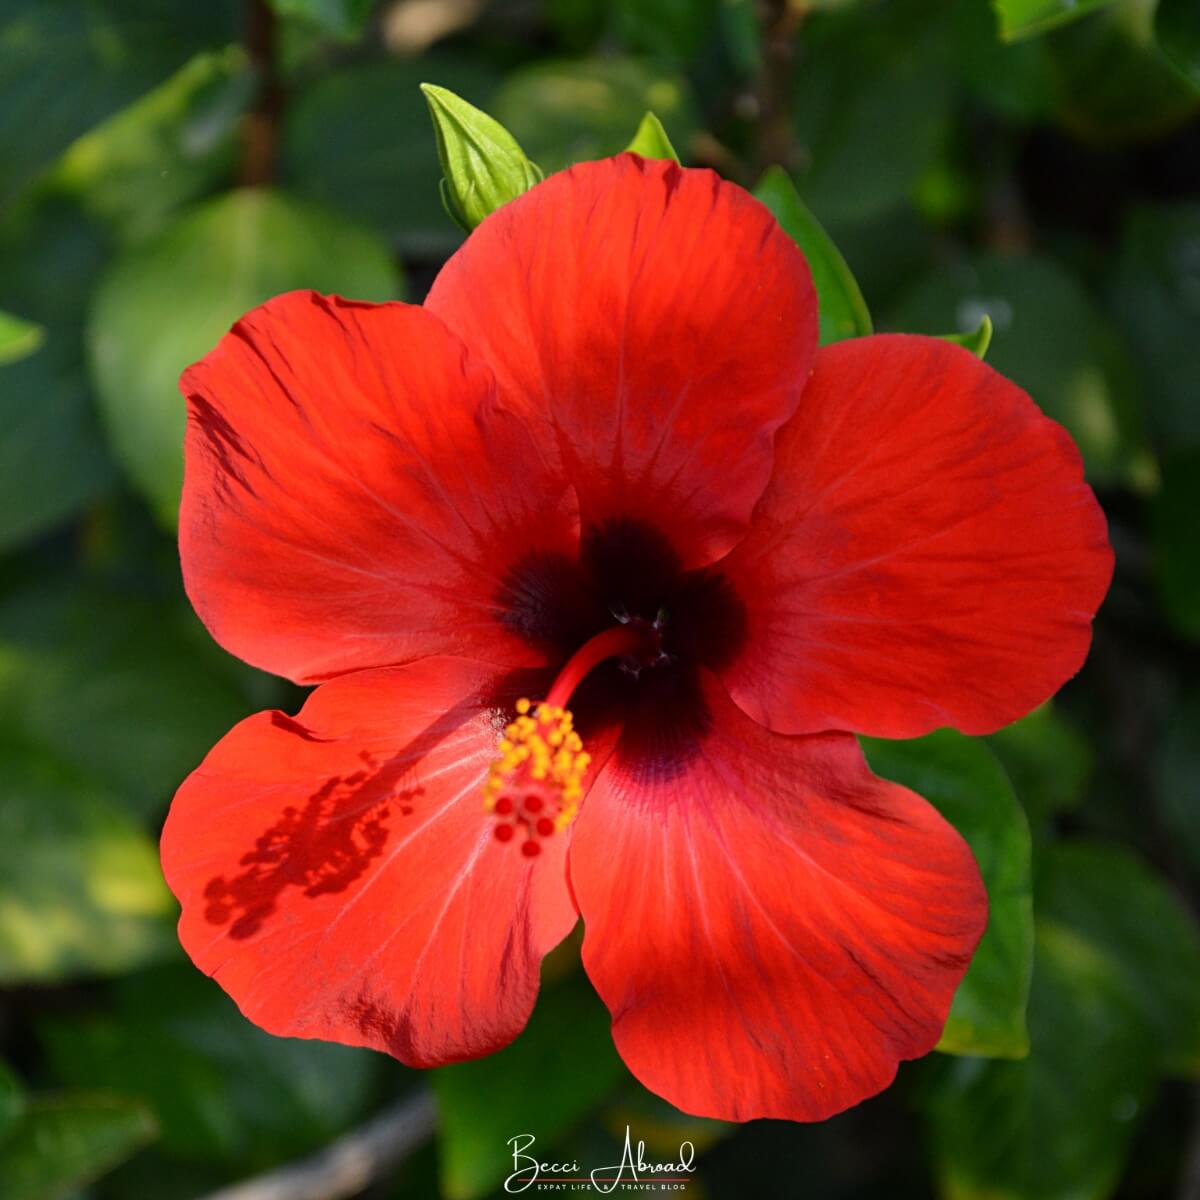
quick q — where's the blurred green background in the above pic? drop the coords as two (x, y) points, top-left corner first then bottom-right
(1, 0), (1199, 1197)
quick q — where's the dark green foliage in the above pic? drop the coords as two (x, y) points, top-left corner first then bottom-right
(0, 0), (1197, 1197)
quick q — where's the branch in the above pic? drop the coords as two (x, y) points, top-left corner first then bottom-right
(1177, 1084), (1200, 1200)
(240, 0), (284, 187)
(201, 1089), (438, 1200)
(754, 0), (803, 175)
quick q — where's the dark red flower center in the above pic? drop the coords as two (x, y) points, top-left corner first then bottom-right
(499, 518), (747, 677)
(487, 518), (747, 849)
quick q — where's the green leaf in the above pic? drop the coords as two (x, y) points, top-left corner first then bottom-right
(421, 83), (543, 231)
(0, 1064), (23, 1142)
(433, 972), (625, 1199)
(790, 4), (952, 224)
(1152, 449), (1200, 641)
(950, 2), (1056, 122)
(603, 1083), (731, 1158)
(0, 0), (237, 208)
(0, 311), (44, 365)
(926, 921), (1152, 1200)
(88, 188), (401, 525)
(542, 0), (608, 52)
(270, 0), (374, 38)
(612, 0), (719, 61)
(719, 0), (761, 76)
(862, 731), (1033, 1059)
(282, 54), (501, 256)
(47, 48), (252, 244)
(1158, 0), (1200, 90)
(0, 750), (176, 984)
(0, 1094), (157, 1200)
(1043, 0), (1199, 142)
(41, 964), (382, 1168)
(926, 840), (1200, 1198)
(1158, 691), (1200, 873)
(1110, 204), (1200, 449)
(0, 198), (117, 551)
(1036, 841), (1200, 1075)
(753, 166), (872, 345)
(992, 0), (1119, 41)
(624, 111), (680, 162)
(0, 572), (255, 821)
(491, 57), (697, 175)
(987, 704), (1093, 828)
(889, 253), (1150, 488)
(941, 313), (993, 359)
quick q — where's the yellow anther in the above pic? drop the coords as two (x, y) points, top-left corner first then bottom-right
(483, 699), (592, 836)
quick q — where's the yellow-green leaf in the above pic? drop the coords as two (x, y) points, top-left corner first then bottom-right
(421, 83), (543, 231)
(624, 111), (680, 162)
(753, 166), (872, 345)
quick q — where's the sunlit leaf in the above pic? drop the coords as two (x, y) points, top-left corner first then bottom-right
(942, 313), (993, 359)
(0, 311), (44, 365)
(0, 751), (176, 984)
(0, 1095), (156, 1200)
(88, 188), (401, 525)
(0, 0), (237, 208)
(753, 166), (872, 345)
(863, 731), (1033, 1059)
(992, 0), (1118, 42)
(421, 84), (543, 231)
(47, 48), (252, 244)
(624, 111), (680, 162)
(433, 972), (625, 1200)
(492, 57), (697, 175)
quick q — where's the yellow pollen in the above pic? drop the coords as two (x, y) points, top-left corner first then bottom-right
(484, 700), (590, 838)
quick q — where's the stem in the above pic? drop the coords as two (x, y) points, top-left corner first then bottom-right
(754, 0), (802, 175)
(240, 0), (283, 187)
(199, 1090), (437, 1200)
(1177, 1084), (1200, 1200)
(544, 624), (654, 709)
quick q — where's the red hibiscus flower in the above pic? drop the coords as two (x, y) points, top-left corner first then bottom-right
(161, 154), (1112, 1122)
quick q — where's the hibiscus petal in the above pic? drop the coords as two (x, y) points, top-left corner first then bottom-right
(425, 154), (818, 570)
(180, 291), (578, 684)
(569, 669), (986, 1123)
(161, 658), (578, 1066)
(720, 335), (1113, 738)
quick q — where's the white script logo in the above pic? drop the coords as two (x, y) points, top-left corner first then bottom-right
(505, 1126), (696, 1193)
